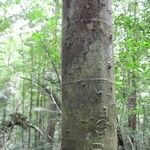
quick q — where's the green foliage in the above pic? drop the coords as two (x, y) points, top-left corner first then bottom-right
(0, 0), (62, 149)
(0, 18), (10, 32)
(15, 0), (21, 4)
(27, 8), (45, 21)
(114, 0), (150, 149)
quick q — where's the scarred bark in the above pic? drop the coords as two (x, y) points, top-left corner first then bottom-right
(61, 0), (117, 149)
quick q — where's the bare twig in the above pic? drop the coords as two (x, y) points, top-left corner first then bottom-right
(127, 136), (135, 150)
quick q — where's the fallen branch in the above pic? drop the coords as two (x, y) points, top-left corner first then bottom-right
(1, 112), (54, 142)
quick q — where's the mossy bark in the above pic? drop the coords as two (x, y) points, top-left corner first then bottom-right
(61, 0), (117, 150)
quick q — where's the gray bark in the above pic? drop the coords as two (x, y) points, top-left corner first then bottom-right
(61, 0), (117, 149)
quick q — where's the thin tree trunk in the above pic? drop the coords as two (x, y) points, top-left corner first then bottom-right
(21, 51), (25, 149)
(128, 73), (137, 149)
(28, 49), (34, 149)
(21, 78), (25, 148)
(34, 72), (40, 148)
(61, 0), (117, 150)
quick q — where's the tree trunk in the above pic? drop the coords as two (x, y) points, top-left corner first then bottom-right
(61, 0), (117, 150)
(128, 73), (137, 149)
